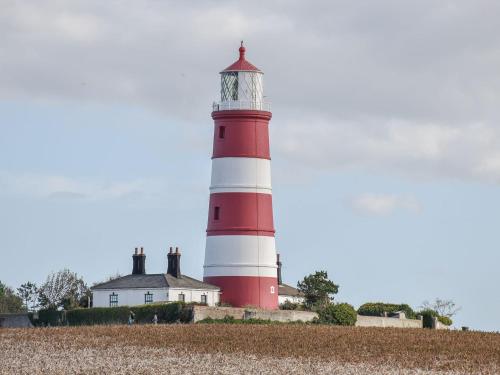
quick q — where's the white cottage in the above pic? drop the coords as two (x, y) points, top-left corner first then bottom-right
(92, 247), (220, 307)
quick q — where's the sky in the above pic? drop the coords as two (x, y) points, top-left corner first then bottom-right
(1, 0), (499, 331)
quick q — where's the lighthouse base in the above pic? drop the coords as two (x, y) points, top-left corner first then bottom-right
(204, 276), (278, 310)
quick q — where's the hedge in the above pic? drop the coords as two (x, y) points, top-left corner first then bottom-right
(357, 302), (416, 319)
(35, 302), (191, 326)
(317, 303), (357, 326)
(36, 309), (65, 326)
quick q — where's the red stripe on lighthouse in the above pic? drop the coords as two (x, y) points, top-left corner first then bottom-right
(207, 192), (275, 236)
(204, 275), (278, 309)
(212, 110), (272, 159)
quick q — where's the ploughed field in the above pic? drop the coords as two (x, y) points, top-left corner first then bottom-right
(1, 325), (499, 374)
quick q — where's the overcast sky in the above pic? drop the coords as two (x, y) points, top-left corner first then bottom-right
(1, 0), (499, 331)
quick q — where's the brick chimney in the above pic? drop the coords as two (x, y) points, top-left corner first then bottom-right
(132, 247), (146, 275)
(276, 253), (282, 285)
(167, 247), (181, 278)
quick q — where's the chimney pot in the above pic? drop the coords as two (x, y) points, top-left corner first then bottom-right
(276, 253), (283, 285)
(169, 247), (173, 254)
(167, 247), (182, 278)
(132, 247), (146, 275)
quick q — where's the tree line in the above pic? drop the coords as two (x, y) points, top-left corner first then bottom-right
(285, 270), (459, 326)
(0, 269), (91, 313)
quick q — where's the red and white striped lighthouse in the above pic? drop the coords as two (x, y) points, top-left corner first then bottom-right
(203, 42), (278, 309)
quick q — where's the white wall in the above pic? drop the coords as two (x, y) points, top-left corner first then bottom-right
(355, 315), (423, 329)
(93, 288), (168, 308)
(168, 288), (220, 306)
(93, 288), (220, 308)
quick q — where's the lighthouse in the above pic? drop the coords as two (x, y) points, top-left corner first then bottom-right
(203, 42), (278, 309)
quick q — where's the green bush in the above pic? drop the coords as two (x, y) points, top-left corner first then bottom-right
(317, 303), (357, 326)
(438, 315), (453, 326)
(357, 302), (416, 319)
(65, 302), (187, 326)
(419, 309), (438, 328)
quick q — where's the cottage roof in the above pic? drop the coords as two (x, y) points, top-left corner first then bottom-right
(278, 283), (304, 297)
(92, 273), (219, 291)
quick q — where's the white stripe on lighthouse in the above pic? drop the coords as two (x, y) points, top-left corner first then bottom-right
(204, 235), (277, 277)
(210, 157), (272, 194)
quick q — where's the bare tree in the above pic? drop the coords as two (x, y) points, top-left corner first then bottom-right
(38, 270), (89, 310)
(420, 298), (461, 318)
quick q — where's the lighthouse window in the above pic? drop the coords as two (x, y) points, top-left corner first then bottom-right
(109, 293), (118, 307)
(214, 206), (220, 220)
(221, 72), (238, 101)
(270, 286), (275, 294)
(218, 126), (226, 139)
(144, 292), (153, 304)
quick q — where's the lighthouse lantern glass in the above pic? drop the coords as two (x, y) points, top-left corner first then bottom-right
(219, 71), (264, 110)
(221, 72), (238, 101)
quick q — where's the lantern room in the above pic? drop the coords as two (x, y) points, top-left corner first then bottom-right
(214, 42), (269, 111)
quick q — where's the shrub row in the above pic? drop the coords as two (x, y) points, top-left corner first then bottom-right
(358, 302), (416, 319)
(34, 302), (192, 326)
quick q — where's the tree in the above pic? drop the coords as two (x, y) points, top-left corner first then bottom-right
(38, 270), (89, 310)
(297, 271), (339, 310)
(317, 303), (357, 326)
(0, 280), (24, 313)
(420, 298), (460, 318)
(17, 282), (39, 312)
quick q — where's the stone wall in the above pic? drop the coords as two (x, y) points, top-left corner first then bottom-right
(244, 309), (317, 322)
(0, 313), (33, 328)
(432, 317), (451, 330)
(191, 306), (317, 323)
(355, 314), (423, 328)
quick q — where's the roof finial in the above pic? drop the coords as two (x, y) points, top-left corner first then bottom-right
(239, 40), (245, 60)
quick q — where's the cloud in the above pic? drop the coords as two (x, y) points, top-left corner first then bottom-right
(350, 193), (422, 216)
(276, 120), (500, 184)
(0, 172), (161, 201)
(1, 1), (500, 184)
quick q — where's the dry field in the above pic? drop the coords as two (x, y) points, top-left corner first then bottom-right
(1, 324), (499, 374)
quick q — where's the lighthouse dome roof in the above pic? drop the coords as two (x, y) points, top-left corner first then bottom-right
(221, 42), (262, 73)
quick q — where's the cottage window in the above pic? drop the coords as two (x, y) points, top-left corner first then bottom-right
(145, 292), (153, 304)
(201, 294), (207, 304)
(178, 293), (185, 302)
(109, 293), (118, 307)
